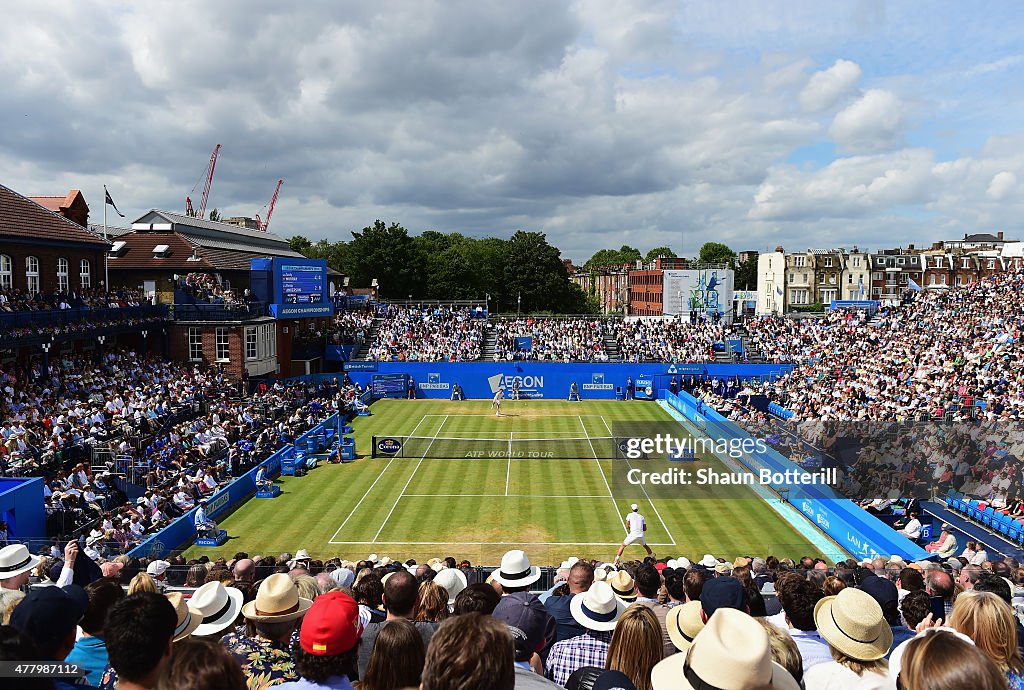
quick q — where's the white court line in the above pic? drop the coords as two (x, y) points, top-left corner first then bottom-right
(600, 414), (677, 545)
(401, 494), (618, 498)
(329, 540), (677, 546)
(328, 413), (432, 543)
(371, 415), (449, 543)
(580, 414), (625, 531)
(506, 432), (513, 496)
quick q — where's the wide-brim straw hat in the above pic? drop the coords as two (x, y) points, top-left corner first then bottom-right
(813, 588), (893, 662)
(492, 550), (541, 588)
(166, 592), (203, 642)
(570, 581), (627, 632)
(241, 573), (313, 622)
(666, 600), (705, 651)
(191, 581), (244, 637)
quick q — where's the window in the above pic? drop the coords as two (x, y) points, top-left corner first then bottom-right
(961, 258), (970, 269)
(245, 327), (258, 360)
(25, 256), (40, 293)
(829, 275), (836, 284)
(80, 259), (91, 288)
(245, 324), (277, 361)
(853, 257), (861, 268)
(897, 257), (905, 265)
(803, 273), (808, 284)
(824, 257), (833, 267)
(794, 256), (806, 267)
(188, 328), (203, 361)
(56, 257), (69, 293)
(215, 327), (230, 362)
(0, 255), (11, 289)
(988, 259), (996, 270)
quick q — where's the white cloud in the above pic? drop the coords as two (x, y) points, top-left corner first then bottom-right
(987, 171), (1017, 200)
(799, 59), (862, 112)
(829, 89), (905, 152)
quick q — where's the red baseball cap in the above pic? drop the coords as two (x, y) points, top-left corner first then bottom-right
(299, 592), (363, 656)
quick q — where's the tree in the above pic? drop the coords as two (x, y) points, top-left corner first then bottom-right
(644, 246), (677, 262)
(288, 235), (312, 253)
(208, 208), (222, 222)
(735, 257), (758, 290)
(346, 221), (424, 298)
(503, 231), (591, 313)
(698, 242), (736, 267)
(584, 245), (642, 270)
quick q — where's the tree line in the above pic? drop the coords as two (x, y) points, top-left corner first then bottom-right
(289, 223), (758, 314)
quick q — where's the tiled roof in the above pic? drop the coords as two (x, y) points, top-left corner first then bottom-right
(0, 184), (109, 247)
(177, 232), (307, 258)
(27, 190), (87, 213)
(133, 209), (292, 250)
(106, 231), (213, 270)
(89, 223), (132, 238)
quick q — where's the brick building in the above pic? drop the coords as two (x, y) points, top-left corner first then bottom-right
(0, 184), (109, 295)
(626, 257), (690, 316)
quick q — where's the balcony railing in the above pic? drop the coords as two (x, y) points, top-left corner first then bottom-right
(172, 301), (269, 321)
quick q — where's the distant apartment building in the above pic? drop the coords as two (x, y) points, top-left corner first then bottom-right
(757, 247), (872, 314)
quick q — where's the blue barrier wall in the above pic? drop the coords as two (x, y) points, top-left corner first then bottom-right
(130, 414), (339, 559)
(663, 390), (930, 562)
(343, 362), (794, 400)
(0, 477), (45, 541)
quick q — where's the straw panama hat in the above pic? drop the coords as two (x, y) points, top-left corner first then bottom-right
(166, 592), (203, 642)
(698, 554), (717, 568)
(190, 581), (244, 637)
(242, 573), (313, 622)
(608, 570), (637, 602)
(0, 544), (40, 579)
(492, 550), (542, 588)
(570, 581), (627, 632)
(651, 609), (800, 690)
(813, 588), (893, 661)
(666, 601), (705, 651)
(433, 567), (468, 604)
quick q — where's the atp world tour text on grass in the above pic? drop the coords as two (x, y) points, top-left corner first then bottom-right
(623, 433), (769, 459)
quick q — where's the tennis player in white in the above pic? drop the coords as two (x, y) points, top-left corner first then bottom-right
(491, 388), (504, 416)
(614, 503), (653, 562)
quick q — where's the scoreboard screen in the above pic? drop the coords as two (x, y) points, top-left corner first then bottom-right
(280, 264), (325, 304)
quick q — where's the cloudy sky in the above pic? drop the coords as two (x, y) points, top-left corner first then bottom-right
(3, 1), (1024, 262)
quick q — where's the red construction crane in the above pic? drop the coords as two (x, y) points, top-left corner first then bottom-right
(185, 143), (221, 218)
(256, 179), (283, 232)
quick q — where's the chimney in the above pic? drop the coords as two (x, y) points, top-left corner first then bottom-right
(775, 246), (784, 253)
(998, 231), (1004, 241)
(908, 244), (914, 251)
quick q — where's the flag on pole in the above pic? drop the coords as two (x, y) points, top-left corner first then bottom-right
(908, 278), (923, 292)
(858, 276), (864, 299)
(104, 186), (125, 218)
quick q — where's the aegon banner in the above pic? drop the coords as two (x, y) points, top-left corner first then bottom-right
(345, 362), (793, 400)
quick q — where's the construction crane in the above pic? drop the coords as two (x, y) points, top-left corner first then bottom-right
(185, 144), (221, 218)
(256, 179), (283, 232)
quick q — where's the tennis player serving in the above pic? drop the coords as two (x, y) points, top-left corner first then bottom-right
(491, 387), (504, 416)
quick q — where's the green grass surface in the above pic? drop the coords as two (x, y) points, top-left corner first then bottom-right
(184, 400), (826, 565)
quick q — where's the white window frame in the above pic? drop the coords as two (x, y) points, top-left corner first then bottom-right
(245, 327), (258, 360)
(56, 257), (69, 293)
(188, 327), (203, 362)
(0, 254), (11, 289)
(824, 257), (833, 268)
(794, 256), (806, 267)
(80, 259), (91, 288)
(215, 327), (230, 362)
(25, 256), (40, 293)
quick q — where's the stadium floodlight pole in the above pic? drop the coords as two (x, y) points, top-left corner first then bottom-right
(517, 291), (521, 315)
(102, 190), (109, 290)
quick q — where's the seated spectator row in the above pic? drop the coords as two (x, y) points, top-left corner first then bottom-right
(492, 318), (610, 362)
(368, 305), (484, 362)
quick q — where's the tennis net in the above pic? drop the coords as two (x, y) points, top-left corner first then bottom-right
(371, 434), (628, 459)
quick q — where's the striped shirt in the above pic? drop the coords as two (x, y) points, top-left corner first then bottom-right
(545, 630), (613, 687)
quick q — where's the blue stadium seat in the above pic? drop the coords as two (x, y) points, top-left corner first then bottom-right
(982, 506), (995, 527)
(968, 501), (981, 520)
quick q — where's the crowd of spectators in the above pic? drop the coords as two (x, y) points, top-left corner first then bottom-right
(616, 319), (737, 363)
(328, 310), (375, 346)
(0, 286), (150, 313)
(3, 546), (1024, 690)
(177, 273), (250, 308)
(367, 306), (484, 362)
(492, 318), (610, 362)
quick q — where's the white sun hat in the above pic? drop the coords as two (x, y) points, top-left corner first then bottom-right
(491, 550), (542, 588)
(570, 581), (627, 632)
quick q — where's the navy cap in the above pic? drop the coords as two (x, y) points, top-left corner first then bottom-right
(859, 575), (898, 607)
(593, 670), (638, 690)
(10, 585), (89, 654)
(699, 576), (746, 618)
(492, 592), (549, 662)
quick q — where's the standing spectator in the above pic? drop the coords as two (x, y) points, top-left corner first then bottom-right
(421, 613), (515, 690)
(154, 637), (246, 690)
(101, 592), (178, 690)
(774, 577), (830, 670)
(9, 585), (90, 690)
(544, 562), (595, 643)
(222, 573), (313, 689)
(545, 582), (625, 686)
(358, 619), (425, 690)
(357, 569), (437, 679)
(275, 591), (362, 690)
(66, 578), (125, 687)
(0, 543), (40, 591)
(803, 588), (892, 690)
(949, 590), (1024, 687)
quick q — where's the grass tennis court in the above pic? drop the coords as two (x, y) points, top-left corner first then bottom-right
(184, 399), (827, 564)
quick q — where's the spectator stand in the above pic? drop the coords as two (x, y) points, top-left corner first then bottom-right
(941, 491), (1024, 561)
